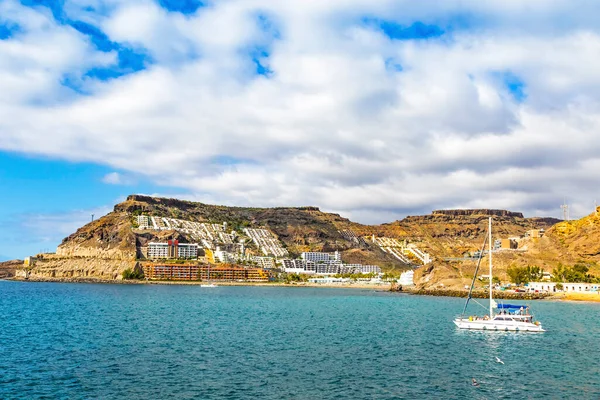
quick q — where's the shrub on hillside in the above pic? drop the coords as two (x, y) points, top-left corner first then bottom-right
(122, 268), (144, 280)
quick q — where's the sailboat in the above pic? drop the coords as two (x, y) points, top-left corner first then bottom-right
(453, 217), (545, 332)
(200, 264), (217, 287)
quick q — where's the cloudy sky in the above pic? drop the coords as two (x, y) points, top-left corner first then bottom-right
(1, 0), (600, 260)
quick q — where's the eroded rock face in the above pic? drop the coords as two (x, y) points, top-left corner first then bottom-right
(0, 260), (22, 278)
(25, 255), (138, 280)
(56, 244), (135, 260)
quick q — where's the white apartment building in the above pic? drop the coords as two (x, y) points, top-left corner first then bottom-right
(252, 256), (276, 269)
(341, 264), (381, 274)
(148, 242), (170, 258)
(137, 215), (151, 229)
(358, 265), (381, 274)
(178, 243), (199, 259)
(301, 251), (341, 263)
(147, 242), (198, 259)
(214, 250), (237, 263)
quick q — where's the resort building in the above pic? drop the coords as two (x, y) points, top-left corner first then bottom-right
(142, 263), (268, 282)
(147, 241), (199, 259)
(143, 263), (201, 280)
(301, 251), (341, 263)
(251, 256), (276, 269)
(340, 264), (381, 274)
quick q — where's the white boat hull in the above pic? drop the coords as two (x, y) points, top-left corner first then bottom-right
(454, 318), (545, 332)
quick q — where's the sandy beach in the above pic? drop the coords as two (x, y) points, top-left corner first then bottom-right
(549, 291), (600, 303)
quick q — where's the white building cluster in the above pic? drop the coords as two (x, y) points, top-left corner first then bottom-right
(527, 282), (600, 293)
(243, 228), (288, 257)
(372, 236), (431, 265)
(137, 216), (238, 249)
(281, 252), (381, 276)
(338, 229), (367, 246)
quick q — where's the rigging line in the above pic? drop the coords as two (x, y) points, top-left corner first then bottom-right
(461, 232), (489, 317)
(471, 299), (489, 311)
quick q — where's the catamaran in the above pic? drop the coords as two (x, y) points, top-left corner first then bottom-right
(453, 217), (545, 332)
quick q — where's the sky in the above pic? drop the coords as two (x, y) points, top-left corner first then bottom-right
(1, 0), (600, 260)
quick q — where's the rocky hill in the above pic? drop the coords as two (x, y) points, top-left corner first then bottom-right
(357, 209), (560, 259)
(0, 259), (22, 278)
(412, 209), (600, 290)
(17, 195), (569, 283)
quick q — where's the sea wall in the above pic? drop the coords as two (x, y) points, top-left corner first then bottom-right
(407, 288), (550, 300)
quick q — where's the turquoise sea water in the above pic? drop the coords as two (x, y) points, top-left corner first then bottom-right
(1, 282), (599, 399)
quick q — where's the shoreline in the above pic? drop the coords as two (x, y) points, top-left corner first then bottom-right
(6, 277), (391, 291)
(7, 278), (600, 303)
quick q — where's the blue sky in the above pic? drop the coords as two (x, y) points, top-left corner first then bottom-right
(2, 0), (600, 260)
(0, 151), (177, 260)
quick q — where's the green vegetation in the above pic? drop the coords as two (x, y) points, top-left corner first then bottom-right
(507, 265), (543, 285)
(284, 273), (308, 283)
(334, 272), (377, 280)
(382, 271), (402, 280)
(122, 268), (144, 280)
(552, 262), (599, 283)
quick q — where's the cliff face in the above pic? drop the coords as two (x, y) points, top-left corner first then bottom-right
(362, 210), (560, 259)
(545, 208), (600, 259)
(0, 260), (22, 278)
(57, 212), (136, 260)
(410, 210), (600, 290)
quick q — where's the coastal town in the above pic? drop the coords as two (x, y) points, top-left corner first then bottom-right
(136, 215), (413, 285)
(8, 196), (600, 301)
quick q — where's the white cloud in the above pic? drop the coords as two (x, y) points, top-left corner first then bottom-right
(2, 0), (600, 223)
(101, 171), (133, 185)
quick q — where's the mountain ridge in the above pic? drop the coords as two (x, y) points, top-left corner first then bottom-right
(17, 194), (577, 284)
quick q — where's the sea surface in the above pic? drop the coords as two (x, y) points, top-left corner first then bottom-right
(1, 281), (599, 399)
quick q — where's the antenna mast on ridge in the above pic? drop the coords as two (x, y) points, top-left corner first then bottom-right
(560, 198), (569, 221)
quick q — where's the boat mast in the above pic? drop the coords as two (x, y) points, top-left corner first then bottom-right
(489, 217), (493, 318)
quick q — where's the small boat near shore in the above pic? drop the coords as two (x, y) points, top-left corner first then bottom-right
(453, 217), (545, 332)
(200, 283), (217, 288)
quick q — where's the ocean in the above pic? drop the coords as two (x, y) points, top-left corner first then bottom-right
(1, 281), (599, 399)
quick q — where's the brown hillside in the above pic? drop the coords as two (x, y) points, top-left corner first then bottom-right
(17, 196), (570, 282)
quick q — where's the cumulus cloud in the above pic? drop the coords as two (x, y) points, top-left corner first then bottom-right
(1, 0), (600, 223)
(101, 171), (134, 185)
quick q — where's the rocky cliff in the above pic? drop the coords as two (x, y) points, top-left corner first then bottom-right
(0, 259), (22, 278)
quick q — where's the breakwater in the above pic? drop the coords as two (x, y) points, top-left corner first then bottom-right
(406, 288), (551, 300)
